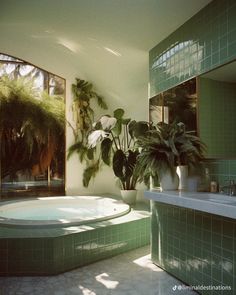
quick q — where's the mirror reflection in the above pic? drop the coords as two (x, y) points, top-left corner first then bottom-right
(199, 61), (236, 159)
(149, 78), (197, 133)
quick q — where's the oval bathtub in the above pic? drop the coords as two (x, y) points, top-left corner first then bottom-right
(0, 196), (130, 228)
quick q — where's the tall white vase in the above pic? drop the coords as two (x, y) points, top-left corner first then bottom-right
(159, 170), (179, 191)
(176, 165), (188, 191)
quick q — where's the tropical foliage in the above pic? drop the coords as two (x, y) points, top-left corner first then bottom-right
(88, 108), (149, 190)
(136, 121), (206, 185)
(67, 78), (108, 187)
(0, 76), (65, 180)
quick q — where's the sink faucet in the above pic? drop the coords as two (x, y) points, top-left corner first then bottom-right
(220, 180), (236, 196)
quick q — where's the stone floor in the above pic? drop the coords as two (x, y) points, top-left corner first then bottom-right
(0, 246), (197, 295)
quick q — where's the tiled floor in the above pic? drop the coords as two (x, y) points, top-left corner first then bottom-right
(0, 246), (197, 295)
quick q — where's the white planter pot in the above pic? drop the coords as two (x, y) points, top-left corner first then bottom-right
(120, 190), (137, 205)
(159, 170), (179, 191)
(176, 165), (188, 191)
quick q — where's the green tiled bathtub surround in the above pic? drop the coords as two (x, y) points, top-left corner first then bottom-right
(0, 207), (150, 276)
(151, 201), (236, 295)
(149, 0), (236, 96)
(199, 78), (236, 158)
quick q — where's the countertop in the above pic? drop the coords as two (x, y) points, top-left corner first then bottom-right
(144, 190), (236, 219)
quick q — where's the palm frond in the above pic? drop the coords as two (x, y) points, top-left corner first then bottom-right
(0, 76), (65, 178)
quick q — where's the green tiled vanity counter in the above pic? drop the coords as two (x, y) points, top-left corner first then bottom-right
(145, 191), (236, 295)
(0, 206), (150, 276)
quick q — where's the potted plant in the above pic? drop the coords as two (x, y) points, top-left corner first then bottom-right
(173, 122), (206, 190)
(136, 121), (205, 191)
(88, 108), (149, 204)
(67, 78), (108, 187)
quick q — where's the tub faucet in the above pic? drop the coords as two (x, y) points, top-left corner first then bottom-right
(220, 180), (236, 196)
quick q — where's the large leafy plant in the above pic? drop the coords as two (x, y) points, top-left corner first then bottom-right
(67, 78), (108, 187)
(136, 121), (206, 185)
(0, 76), (65, 179)
(88, 108), (149, 190)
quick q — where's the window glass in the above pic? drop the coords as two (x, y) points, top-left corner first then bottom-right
(0, 54), (65, 199)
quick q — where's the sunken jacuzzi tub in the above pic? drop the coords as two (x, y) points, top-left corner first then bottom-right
(0, 196), (150, 276)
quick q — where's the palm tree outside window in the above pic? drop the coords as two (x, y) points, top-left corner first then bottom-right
(0, 53), (65, 199)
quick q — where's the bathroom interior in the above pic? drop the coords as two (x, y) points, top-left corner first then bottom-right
(0, 0), (236, 294)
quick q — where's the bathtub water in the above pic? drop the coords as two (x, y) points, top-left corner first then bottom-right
(0, 196), (130, 227)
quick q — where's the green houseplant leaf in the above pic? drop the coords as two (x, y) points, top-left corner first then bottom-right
(68, 78), (108, 187)
(113, 108), (124, 119)
(83, 161), (100, 187)
(113, 149), (126, 180)
(101, 138), (112, 165)
(129, 121), (149, 138)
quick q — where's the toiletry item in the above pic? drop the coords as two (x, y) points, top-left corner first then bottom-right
(210, 181), (218, 193)
(187, 177), (199, 192)
(204, 168), (210, 192)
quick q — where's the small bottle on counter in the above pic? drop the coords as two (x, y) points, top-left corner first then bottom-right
(210, 181), (218, 193)
(204, 168), (210, 192)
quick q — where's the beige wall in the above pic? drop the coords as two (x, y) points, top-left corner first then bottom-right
(0, 36), (148, 199)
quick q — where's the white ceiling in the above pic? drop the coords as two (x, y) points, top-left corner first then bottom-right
(0, 0), (212, 119)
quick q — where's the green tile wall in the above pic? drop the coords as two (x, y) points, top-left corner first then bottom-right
(199, 78), (236, 158)
(151, 201), (236, 295)
(149, 0), (236, 96)
(149, 0), (236, 188)
(205, 159), (236, 187)
(0, 211), (150, 276)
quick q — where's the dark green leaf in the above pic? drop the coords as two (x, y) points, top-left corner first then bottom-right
(82, 161), (99, 187)
(94, 121), (102, 130)
(128, 120), (137, 138)
(113, 149), (126, 179)
(101, 138), (112, 165)
(128, 121), (149, 139)
(97, 95), (108, 109)
(112, 119), (122, 136)
(87, 148), (95, 160)
(113, 108), (124, 119)
(80, 92), (89, 101)
(125, 150), (138, 178)
(122, 118), (131, 125)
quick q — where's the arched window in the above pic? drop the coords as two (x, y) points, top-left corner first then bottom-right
(0, 53), (65, 199)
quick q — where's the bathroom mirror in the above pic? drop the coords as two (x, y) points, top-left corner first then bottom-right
(149, 78), (197, 133)
(199, 60), (236, 159)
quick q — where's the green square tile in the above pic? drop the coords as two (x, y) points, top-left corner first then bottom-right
(212, 265), (221, 282)
(222, 270), (234, 286)
(195, 212), (203, 227)
(203, 216), (212, 231)
(222, 249), (233, 261)
(203, 230), (212, 244)
(222, 221), (234, 237)
(212, 218), (222, 234)
(222, 236), (233, 252)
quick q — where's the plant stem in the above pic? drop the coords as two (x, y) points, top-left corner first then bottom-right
(126, 124), (129, 149)
(123, 125), (126, 151)
(110, 131), (119, 151)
